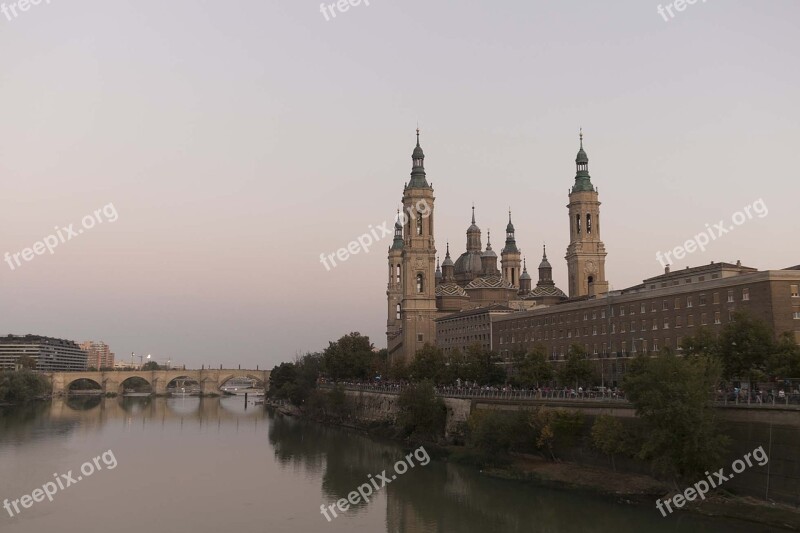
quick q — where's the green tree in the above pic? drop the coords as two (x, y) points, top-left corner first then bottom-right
(717, 311), (774, 384)
(0, 370), (50, 403)
(397, 380), (447, 442)
(558, 344), (594, 388)
(16, 355), (37, 370)
(623, 352), (729, 483)
(464, 344), (506, 385)
(681, 326), (719, 357)
(591, 415), (626, 471)
(322, 332), (374, 381)
(409, 344), (447, 384)
(141, 361), (161, 371)
(516, 344), (554, 388)
(767, 332), (800, 379)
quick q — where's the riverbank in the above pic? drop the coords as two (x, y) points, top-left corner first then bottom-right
(275, 402), (800, 530)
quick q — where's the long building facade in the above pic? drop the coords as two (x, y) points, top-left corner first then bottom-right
(492, 263), (800, 386)
(0, 335), (88, 371)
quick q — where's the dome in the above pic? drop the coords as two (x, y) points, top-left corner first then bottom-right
(520, 285), (567, 300)
(442, 255), (454, 267)
(520, 269), (531, 281)
(576, 147), (588, 164)
(454, 251), (483, 276)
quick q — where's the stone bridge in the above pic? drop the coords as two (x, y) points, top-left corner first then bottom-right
(46, 369), (271, 396)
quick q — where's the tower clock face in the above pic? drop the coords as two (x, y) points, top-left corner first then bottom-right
(585, 260), (596, 274)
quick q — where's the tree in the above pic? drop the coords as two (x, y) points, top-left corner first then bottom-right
(558, 344), (594, 388)
(623, 353), (729, 483)
(681, 326), (719, 357)
(767, 332), (800, 380)
(397, 380), (447, 442)
(15, 355), (37, 370)
(141, 361), (160, 371)
(516, 344), (554, 388)
(591, 415), (626, 471)
(322, 332), (374, 381)
(717, 311), (774, 384)
(409, 344), (447, 384)
(464, 344), (506, 385)
(0, 370), (50, 403)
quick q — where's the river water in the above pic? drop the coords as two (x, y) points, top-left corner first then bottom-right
(0, 397), (784, 532)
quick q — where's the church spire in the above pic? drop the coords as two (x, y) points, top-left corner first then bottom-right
(408, 128), (429, 188)
(572, 129), (594, 192)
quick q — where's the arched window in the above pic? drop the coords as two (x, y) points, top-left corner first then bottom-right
(396, 304), (401, 320)
(416, 273), (424, 293)
(576, 214), (581, 235)
(586, 214), (592, 234)
(416, 212), (423, 236)
(396, 264), (401, 284)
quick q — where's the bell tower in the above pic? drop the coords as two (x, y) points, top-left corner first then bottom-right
(387, 129), (437, 363)
(565, 130), (608, 298)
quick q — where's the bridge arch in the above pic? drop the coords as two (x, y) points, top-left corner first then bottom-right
(66, 377), (103, 394)
(119, 376), (153, 395)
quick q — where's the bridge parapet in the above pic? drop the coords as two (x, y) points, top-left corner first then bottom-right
(45, 369), (271, 395)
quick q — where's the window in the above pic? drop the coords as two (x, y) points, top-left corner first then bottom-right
(602, 325), (607, 334)
(601, 310), (606, 319)
(794, 311), (800, 320)
(587, 213), (592, 234)
(687, 296), (693, 308)
(416, 212), (423, 235)
(611, 323), (616, 334)
(652, 320), (658, 330)
(641, 303), (646, 314)
(651, 302), (657, 312)
(699, 294), (707, 306)
(417, 334), (423, 342)
(620, 306), (625, 317)
(727, 290), (734, 303)
(631, 321), (636, 332)
(713, 292), (719, 305)
(674, 298), (680, 310)
(611, 307), (615, 318)
(688, 314), (694, 327)
(641, 319), (646, 331)
(592, 326), (597, 336)
(621, 341), (627, 355)
(396, 264), (401, 284)
(576, 214), (581, 234)
(742, 288), (749, 301)
(699, 276), (705, 282)
(416, 273), (424, 293)
(714, 311), (721, 324)
(792, 285), (799, 298)
(663, 300), (669, 311)
(663, 317), (669, 329)
(685, 278), (692, 284)
(630, 305), (636, 315)
(592, 311), (597, 320)
(701, 313), (707, 325)
(621, 322), (626, 333)
(653, 339), (659, 351)
(676, 316), (683, 328)
(396, 304), (401, 320)
(584, 312), (588, 321)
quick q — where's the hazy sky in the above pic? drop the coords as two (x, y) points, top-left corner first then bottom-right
(1, 0), (798, 369)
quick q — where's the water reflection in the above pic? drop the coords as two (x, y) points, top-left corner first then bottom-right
(0, 398), (784, 533)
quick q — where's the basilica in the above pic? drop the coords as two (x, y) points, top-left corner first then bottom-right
(387, 130), (609, 362)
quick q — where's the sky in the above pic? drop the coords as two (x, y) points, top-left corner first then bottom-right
(1, 0), (798, 369)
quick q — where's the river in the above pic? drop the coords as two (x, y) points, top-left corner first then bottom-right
(0, 397), (783, 532)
